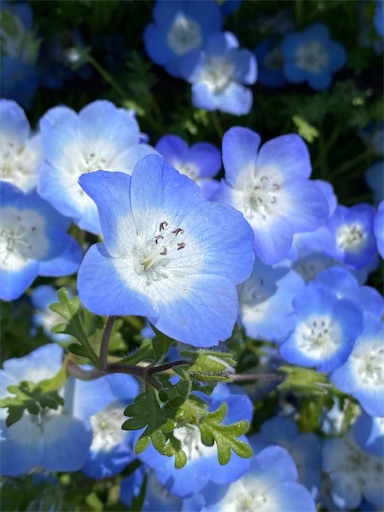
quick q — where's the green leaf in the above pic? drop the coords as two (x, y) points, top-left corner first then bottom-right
(278, 365), (330, 395)
(292, 115), (319, 143)
(150, 324), (175, 363)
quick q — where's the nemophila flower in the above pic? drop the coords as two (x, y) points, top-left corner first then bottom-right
(365, 161), (384, 206)
(77, 155), (254, 347)
(0, 182), (82, 301)
(330, 315), (384, 417)
(143, 0), (222, 78)
(374, 0), (384, 37)
(281, 23), (346, 90)
(0, 344), (92, 475)
(155, 134), (221, 198)
(135, 383), (253, 498)
(353, 411), (384, 458)
(0, 99), (42, 192)
(180, 32), (257, 115)
(237, 258), (304, 343)
(200, 445), (316, 511)
(322, 430), (384, 510)
(213, 126), (329, 264)
(279, 283), (363, 373)
(326, 203), (377, 269)
(249, 416), (322, 497)
(31, 285), (72, 343)
(38, 99), (157, 234)
(253, 37), (288, 88)
(374, 201), (384, 258)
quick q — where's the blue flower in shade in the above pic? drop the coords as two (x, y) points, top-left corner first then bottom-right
(279, 282), (363, 373)
(374, 201), (384, 258)
(326, 203), (377, 269)
(353, 411), (384, 459)
(365, 161), (384, 207)
(281, 23), (346, 90)
(134, 383), (253, 498)
(155, 134), (221, 198)
(38, 99), (158, 234)
(249, 416), (322, 498)
(213, 126), (329, 264)
(200, 445), (316, 511)
(237, 257), (305, 343)
(30, 285), (71, 343)
(0, 99), (42, 192)
(0, 344), (92, 475)
(330, 315), (384, 417)
(0, 182), (82, 301)
(322, 430), (384, 510)
(180, 32), (257, 115)
(143, 0), (222, 78)
(77, 155), (254, 347)
(219, 0), (243, 16)
(374, 0), (384, 37)
(0, 56), (38, 110)
(253, 37), (288, 88)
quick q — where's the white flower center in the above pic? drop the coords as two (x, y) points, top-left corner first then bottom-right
(173, 424), (217, 462)
(353, 341), (384, 387)
(264, 45), (284, 71)
(201, 57), (235, 93)
(90, 403), (127, 452)
(167, 13), (202, 56)
(173, 160), (199, 180)
(336, 224), (366, 252)
(295, 41), (328, 73)
(296, 315), (341, 359)
(133, 220), (187, 282)
(0, 207), (48, 271)
(0, 138), (41, 192)
(220, 475), (276, 512)
(244, 174), (281, 221)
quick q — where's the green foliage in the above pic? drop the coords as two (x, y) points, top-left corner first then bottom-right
(278, 365), (331, 395)
(0, 363), (67, 426)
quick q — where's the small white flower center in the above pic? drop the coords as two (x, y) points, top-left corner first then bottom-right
(353, 341), (384, 387)
(201, 57), (235, 93)
(264, 45), (284, 71)
(173, 160), (199, 180)
(90, 403), (127, 452)
(295, 41), (328, 73)
(167, 12), (202, 56)
(244, 174), (281, 221)
(0, 138), (41, 192)
(133, 220), (187, 282)
(296, 315), (341, 359)
(336, 224), (366, 252)
(220, 476), (275, 512)
(0, 207), (48, 271)
(173, 424), (217, 462)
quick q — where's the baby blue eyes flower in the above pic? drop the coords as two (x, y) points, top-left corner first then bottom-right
(0, 99), (42, 192)
(180, 32), (257, 115)
(143, 0), (222, 78)
(0, 182), (82, 301)
(374, 201), (384, 258)
(38, 99), (157, 234)
(214, 126), (329, 264)
(77, 155), (255, 347)
(281, 23), (346, 90)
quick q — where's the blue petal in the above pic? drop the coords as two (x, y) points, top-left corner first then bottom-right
(222, 127), (262, 187)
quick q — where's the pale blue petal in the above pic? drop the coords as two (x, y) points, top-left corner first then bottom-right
(222, 127), (261, 187)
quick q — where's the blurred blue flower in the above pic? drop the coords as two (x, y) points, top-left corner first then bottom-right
(253, 37), (288, 88)
(77, 155), (254, 347)
(143, 0), (222, 77)
(213, 126), (329, 264)
(30, 285), (71, 343)
(353, 410), (384, 459)
(281, 23), (346, 90)
(218, 0), (243, 16)
(38, 99), (157, 234)
(0, 181), (82, 301)
(0, 99), (42, 192)
(181, 32), (257, 115)
(374, 0), (384, 37)
(279, 282), (363, 373)
(374, 201), (384, 257)
(155, 134), (221, 198)
(365, 161), (384, 206)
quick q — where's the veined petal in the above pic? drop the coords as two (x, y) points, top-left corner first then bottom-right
(222, 127), (261, 187)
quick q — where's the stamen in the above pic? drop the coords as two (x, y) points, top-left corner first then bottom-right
(172, 228), (184, 236)
(177, 243), (186, 250)
(159, 221), (168, 231)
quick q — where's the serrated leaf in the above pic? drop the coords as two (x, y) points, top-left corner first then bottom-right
(150, 324), (175, 362)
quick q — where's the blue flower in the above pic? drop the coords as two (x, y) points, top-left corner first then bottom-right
(365, 161), (384, 207)
(279, 282), (363, 373)
(0, 182), (82, 301)
(38, 100), (158, 234)
(213, 126), (329, 264)
(0, 344), (92, 475)
(374, 201), (384, 258)
(0, 99), (42, 192)
(353, 411), (384, 459)
(281, 23), (346, 90)
(253, 37), (288, 88)
(374, 0), (384, 37)
(330, 315), (384, 417)
(155, 134), (221, 198)
(134, 383), (253, 497)
(180, 32), (257, 115)
(143, 0), (222, 78)
(200, 445), (316, 511)
(30, 285), (72, 343)
(77, 155), (254, 347)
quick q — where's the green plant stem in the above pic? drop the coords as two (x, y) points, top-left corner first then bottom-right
(87, 54), (127, 100)
(100, 316), (116, 373)
(332, 150), (371, 177)
(211, 111), (224, 138)
(231, 373), (283, 382)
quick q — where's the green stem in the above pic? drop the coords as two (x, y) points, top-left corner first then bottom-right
(100, 316), (116, 373)
(333, 150), (371, 177)
(87, 55), (127, 100)
(211, 111), (224, 139)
